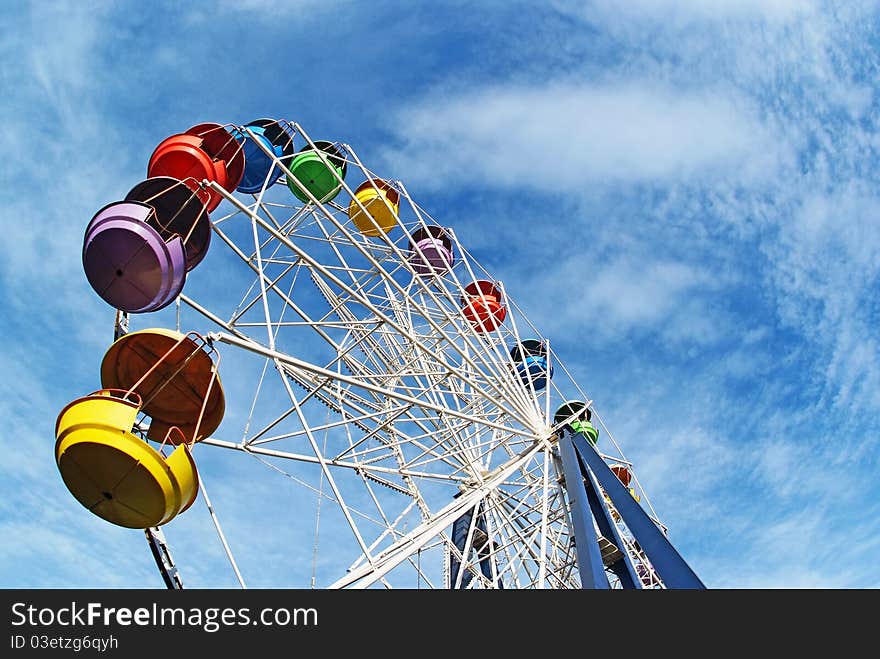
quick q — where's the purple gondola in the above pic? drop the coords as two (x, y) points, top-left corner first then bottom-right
(125, 176), (211, 271)
(409, 225), (454, 275)
(82, 201), (186, 313)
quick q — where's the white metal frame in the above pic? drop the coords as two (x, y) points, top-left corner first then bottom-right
(131, 119), (669, 589)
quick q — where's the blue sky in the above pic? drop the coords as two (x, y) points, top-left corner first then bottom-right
(2, 0), (880, 588)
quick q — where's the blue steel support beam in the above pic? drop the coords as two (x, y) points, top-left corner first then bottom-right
(567, 428), (705, 589)
(581, 463), (641, 589)
(474, 514), (502, 588)
(450, 504), (476, 589)
(557, 433), (609, 589)
(450, 502), (504, 589)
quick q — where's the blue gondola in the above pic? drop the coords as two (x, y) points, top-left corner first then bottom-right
(509, 339), (553, 391)
(234, 119), (295, 194)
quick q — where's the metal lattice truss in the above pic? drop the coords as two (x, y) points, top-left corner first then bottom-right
(167, 121), (667, 589)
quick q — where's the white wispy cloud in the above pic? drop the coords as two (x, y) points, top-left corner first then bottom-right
(382, 80), (783, 191)
(0, 3), (143, 318)
(505, 249), (727, 351)
(571, 0), (816, 24)
(581, 259), (708, 327)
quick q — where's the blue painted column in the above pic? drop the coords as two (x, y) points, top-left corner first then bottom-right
(581, 463), (641, 589)
(450, 500), (502, 588)
(474, 512), (502, 588)
(450, 504), (477, 589)
(567, 428), (705, 589)
(557, 433), (609, 589)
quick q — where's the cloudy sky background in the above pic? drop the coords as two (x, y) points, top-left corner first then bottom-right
(2, 0), (879, 588)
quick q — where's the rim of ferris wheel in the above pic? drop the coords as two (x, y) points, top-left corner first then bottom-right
(610, 464), (632, 487)
(99, 328), (225, 445)
(246, 118), (297, 160)
(460, 280), (507, 333)
(82, 200), (187, 313)
(54, 389), (199, 529)
(408, 225), (455, 274)
(286, 139), (348, 203)
(348, 178), (400, 236)
(232, 122), (286, 194)
(125, 176), (212, 272)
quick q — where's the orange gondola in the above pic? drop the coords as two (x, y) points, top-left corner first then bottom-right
(100, 328), (225, 445)
(460, 280), (506, 332)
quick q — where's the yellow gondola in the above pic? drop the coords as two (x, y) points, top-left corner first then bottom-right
(348, 179), (400, 236)
(603, 486), (641, 522)
(54, 390), (198, 528)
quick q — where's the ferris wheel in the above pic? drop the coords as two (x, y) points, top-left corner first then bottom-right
(56, 118), (704, 589)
